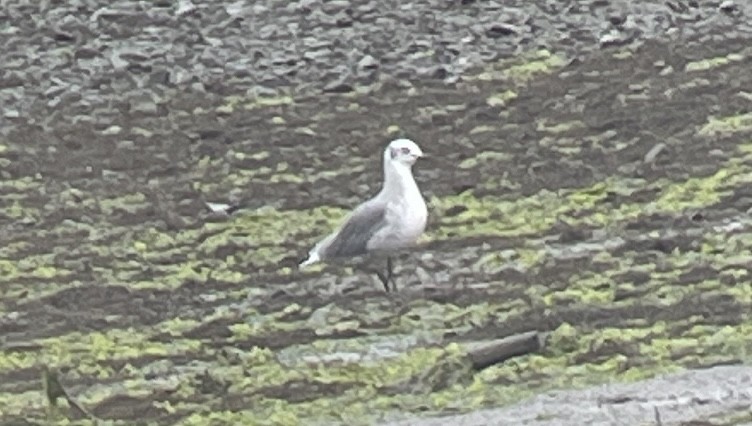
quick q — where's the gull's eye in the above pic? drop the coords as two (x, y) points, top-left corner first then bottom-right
(400, 147), (411, 154)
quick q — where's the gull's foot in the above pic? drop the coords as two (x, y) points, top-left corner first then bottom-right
(388, 276), (398, 292)
(359, 257), (400, 293)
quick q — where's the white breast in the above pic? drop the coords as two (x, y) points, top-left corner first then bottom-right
(399, 196), (427, 241)
(366, 163), (428, 253)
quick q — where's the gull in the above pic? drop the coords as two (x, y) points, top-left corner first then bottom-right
(300, 138), (428, 292)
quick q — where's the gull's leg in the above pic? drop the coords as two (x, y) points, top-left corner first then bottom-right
(354, 258), (390, 292)
(386, 256), (398, 292)
(372, 257), (394, 292)
(362, 257), (396, 292)
(374, 267), (391, 292)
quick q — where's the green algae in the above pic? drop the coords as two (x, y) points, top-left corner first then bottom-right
(427, 178), (639, 240)
(0, 175), (42, 191)
(469, 125), (497, 135)
(486, 90), (518, 107)
(386, 124), (401, 135)
(228, 317), (303, 342)
(196, 206), (345, 261)
(120, 203), (356, 286)
(536, 119), (585, 134)
(195, 161), (365, 197)
(98, 192), (149, 216)
(715, 410), (752, 426)
(490, 318), (752, 392)
(0, 240), (31, 258)
(654, 167), (740, 211)
(427, 190), (563, 240)
(500, 50), (566, 83)
(2, 200), (31, 219)
(0, 253), (72, 291)
(4, 252), (752, 423)
(215, 93), (295, 114)
(183, 345), (469, 422)
(0, 391), (44, 422)
(135, 227), (181, 251)
(1, 332), (212, 417)
(540, 137), (583, 155)
(547, 323), (580, 354)
(698, 112), (752, 136)
(53, 330), (201, 366)
(0, 350), (38, 371)
(246, 95), (294, 109)
(2, 300), (556, 424)
(559, 160), (752, 226)
(685, 52), (744, 72)
(270, 173), (306, 184)
(612, 49), (633, 60)
(177, 346), (473, 425)
(543, 272), (614, 306)
(470, 49), (566, 84)
(0, 196), (41, 226)
(0, 259), (18, 279)
(458, 151), (514, 169)
(129, 261), (210, 289)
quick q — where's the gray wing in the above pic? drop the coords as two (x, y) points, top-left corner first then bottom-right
(321, 202), (387, 258)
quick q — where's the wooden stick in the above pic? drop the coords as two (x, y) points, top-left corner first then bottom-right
(43, 366), (99, 421)
(465, 331), (544, 371)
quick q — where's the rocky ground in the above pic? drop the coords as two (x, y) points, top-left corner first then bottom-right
(1, 0), (752, 425)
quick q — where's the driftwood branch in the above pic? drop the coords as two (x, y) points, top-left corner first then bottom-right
(465, 330), (544, 371)
(43, 366), (98, 421)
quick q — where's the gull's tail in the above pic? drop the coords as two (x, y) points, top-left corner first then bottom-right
(299, 251), (320, 268)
